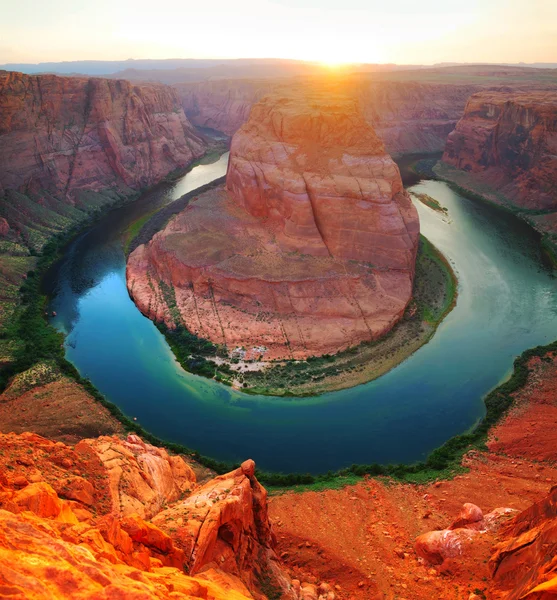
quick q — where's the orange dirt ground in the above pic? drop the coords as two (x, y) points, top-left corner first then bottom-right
(269, 352), (557, 600)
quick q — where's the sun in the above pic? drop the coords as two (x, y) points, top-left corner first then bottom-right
(320, 60), (349, 69)
(317, 56), (354, 70)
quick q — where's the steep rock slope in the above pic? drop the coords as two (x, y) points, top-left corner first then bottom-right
(175, 79), (276, 136)
(0, 70), (205, 250)
(441, 91), (557, 211)
(0, 432), (300, 600)
(0, 70), (205, 197)
(127, 90), (419, 359)
(176, 77), (484, 154)
(357, 80), (484, 154)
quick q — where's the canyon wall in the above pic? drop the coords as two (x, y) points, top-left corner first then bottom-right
(442, 90), (557, 211)
(176, 78), (484, 154)
(0, 70), (205, 249)
(356, 81), (484, 154)
(0, 70), (205, 197)
(127, 90), (419, 359)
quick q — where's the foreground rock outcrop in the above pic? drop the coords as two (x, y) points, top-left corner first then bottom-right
(269, 349), (557, 599)
(0, 432), (299, 599)
(490, 485), (557, 599)
(127, 90), (419, 359)
(441, 91), (557, 211)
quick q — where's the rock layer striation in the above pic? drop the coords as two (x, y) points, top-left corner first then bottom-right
(442, 91), (557, 211)
(176, 77), (485, 154)
(127, 91), (419, 359)
(0, 70), (205, 249)
(0, 70), (205, 198)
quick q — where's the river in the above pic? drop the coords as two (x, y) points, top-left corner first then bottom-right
(44, 153), (557, 473)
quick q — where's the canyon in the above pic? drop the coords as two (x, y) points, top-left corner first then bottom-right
(1, 349), (557, 599)
(176, 77), (486, 155)
(0, 70), (206, 252)
(0, 70), (206, 373)
(1, 63), (557, 600)
(127, 89), (419, 359)
(438, 90), (557, 244)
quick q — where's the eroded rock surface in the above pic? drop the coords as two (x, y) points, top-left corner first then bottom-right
(442, 91), (557, 211)
(0, 71), (205, 198)
(490, 485), (557, 599)
(127, 90), (419, 359)
(0, 70), (205, 250)
(76, 434), (197, 519)
(0, 432), (299, 600)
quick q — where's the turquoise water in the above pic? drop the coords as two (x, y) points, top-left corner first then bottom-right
(45, 156), (557, 473)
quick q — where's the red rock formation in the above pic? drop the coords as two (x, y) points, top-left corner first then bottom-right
(127, 90), (419, 359)
(75, 434), (197, 519)
(0, 432), (298, 600)
(442, 91), (557, 211)
(175, 79), (276, 136)
(0, 71), (205, 199)
(490, 485), (557, 599)
(356, 81), (484, 155)
(153, 459), (296, 598)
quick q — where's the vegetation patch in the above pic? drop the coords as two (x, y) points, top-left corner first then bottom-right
(411, 191), (448, 214)
(235, 234), (456, 396)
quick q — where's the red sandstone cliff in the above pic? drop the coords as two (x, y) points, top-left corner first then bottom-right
(176, 78), (484, 154)
(442, 91), (557, 211)
(175, 79), (276, 136)
(356, 81), (485, 154)
(0, 71), (205, 247)
(127, 90), (419, 359)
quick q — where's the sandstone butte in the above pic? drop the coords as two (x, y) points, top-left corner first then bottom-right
(0, 70), (205, 244)
(441, 91), (557, 213)
(175, 77), (487, 155)
(127, 90), (420, 359)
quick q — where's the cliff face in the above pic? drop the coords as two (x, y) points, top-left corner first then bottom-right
(175, 79), (276, 136)
(176, 78), (483, 154)
(0, 71), (205, 198)
(0, 432), (299, 600)
(442, 91), (557, 210)
(357, 81), (484, 155)
(0, 71), (206, 253)
(127, 90), (419, 359)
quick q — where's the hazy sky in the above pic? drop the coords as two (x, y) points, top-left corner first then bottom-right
(1, 0), (556, 65)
